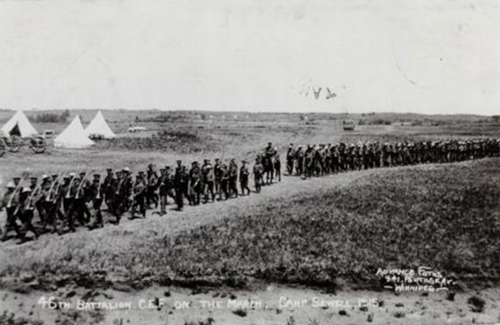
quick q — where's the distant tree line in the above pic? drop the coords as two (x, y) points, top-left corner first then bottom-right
(32, 110), (70, 123)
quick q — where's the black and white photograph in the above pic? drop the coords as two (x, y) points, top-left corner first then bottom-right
(0, 0), (499, 324)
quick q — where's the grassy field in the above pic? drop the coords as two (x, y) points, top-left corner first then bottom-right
(1, 111), (500, 287)
(1, 110), (500, 323)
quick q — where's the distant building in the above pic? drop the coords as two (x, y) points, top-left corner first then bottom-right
(342, 120), (355, 131)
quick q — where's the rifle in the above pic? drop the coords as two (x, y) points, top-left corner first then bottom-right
(65, 167), (82, 199)
(46, 169), (67, 202)
(7, 171), (30, 209)
(95, 171), (105, 200)
(27, 182), (42, 210)
(75, 172), (88, 200)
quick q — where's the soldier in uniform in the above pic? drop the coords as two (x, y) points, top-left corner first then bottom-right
(239, 160), (251, 196)
(304, 145), (314, 178)
(130, 172), (147, 219)
(40, 175), (58, 233)
(1, 182), (24, 241)
(174, 160), (186, 211)
(89, 174), (104, 228)
(228, 159), (238, 198)
(103, 168), (115, 212)
(214, 158), (222, 197)
(219, 162), (229, 200)
(286, 144), (295, 175)
(157, 168), (168, 215)
(115, 167), (133, 223)
(202, 159), (215, 203)
(146, 164), (159, 209)
(17, 187), (39, 240)
(295, 145), (304, 175)
(189, 161), (201, 205)
(273, 148), (281, 182)
(47, 174), (65, 231)
(29, 176), (45, 224)
(75, 172), (91, 226)
(253, 157), (264, 193)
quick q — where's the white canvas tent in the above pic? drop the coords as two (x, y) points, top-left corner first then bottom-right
(85, 111), (116, 139)
(1, 110), (38, 137)
(54, 115), (95, 149)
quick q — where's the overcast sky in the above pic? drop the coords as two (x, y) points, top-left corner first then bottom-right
(0, 0), (498, 115)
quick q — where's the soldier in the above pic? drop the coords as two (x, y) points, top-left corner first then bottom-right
(130, 172), (147, 219)
(74, 172), (91, 226)
(239, 160), (251, 196)
(274, 149), (281, 182)
(295, 145), (304, 175)
(202, 159), (215, 203)
(324, 144), (332, 174)
(189, 161), (201, 205)
(62, 174), (77, 232)
(286, 144), (295, 175)
(174, 160), (186, 211)
(115, 167), (133, 223)
(253, 157), (264, 193)
(40, 175), (58, 233)
(330, 144), (339, 174)
(264, 142), (276, 184)
(103, 168), (115, 212)
(29, 176), (45, 224)
(17, 187), (39, 240)
(228, 159), (238, 198)
(304, 145), (314, 178)
(47, 174), (65, 230)
(157, 168), (168, 215)
(0, 182), (24, 241)
(89, 174), (104, 228)
(219, 162), (229, 200)
(214, 158), (222, 198)
(146, 164), (159, 209)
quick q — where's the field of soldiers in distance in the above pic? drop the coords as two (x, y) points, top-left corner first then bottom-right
(1, 109), (500, 325)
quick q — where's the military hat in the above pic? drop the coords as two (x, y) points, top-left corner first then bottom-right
(93, 174), (101, 178)
(123, 167), (130, 172)
(138, 171), (144, 175)
(204, 159), (209, 162)
(30, 177), (38, 181)
(79, 172), (86, 175)
(289, 143), (293, 147)
(6, 181), (15, 188)
(165, 166), (171, 169)
(52, 174), (58, 178)
(215, 158), (220, 161)
(242, 160), (247, 163)
(159, 168), (166, 172)
(13, 177), (21, 181)
(106, 168), (113, 171)
(69, 172), (76, 177)
(42, 174), (49, 180)
(192, 161), (198, 165)
(63, 176), (70, 180)
(268, 142), (272, 145)
(22, 187), (32, 194)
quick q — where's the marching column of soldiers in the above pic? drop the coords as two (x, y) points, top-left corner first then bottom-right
(285, 138), (500, 177)
(0, 143), (281, 242)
